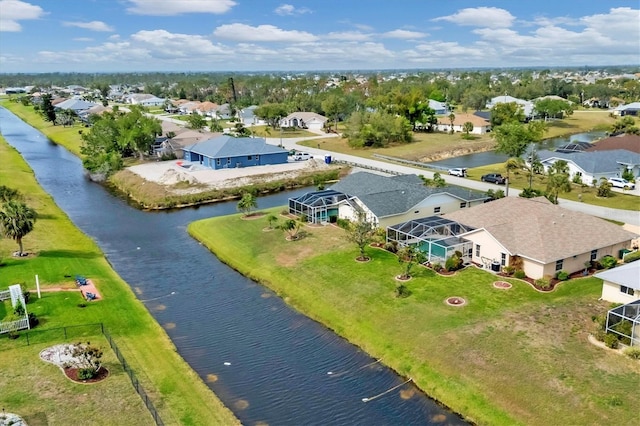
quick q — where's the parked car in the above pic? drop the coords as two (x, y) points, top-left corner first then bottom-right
(481, 173), (506, 184)
(448, 167), (467, 177)
(607, 177), (636, 190)
(291, 152), (312, 161)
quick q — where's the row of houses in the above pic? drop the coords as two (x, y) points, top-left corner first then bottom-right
(288, 172), (638, 289)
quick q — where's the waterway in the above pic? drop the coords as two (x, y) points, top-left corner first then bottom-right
(0, 107), (465, 425)
(428, 131), (608, 169)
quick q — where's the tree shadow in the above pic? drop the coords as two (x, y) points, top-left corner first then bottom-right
(37, 249), (101, 259)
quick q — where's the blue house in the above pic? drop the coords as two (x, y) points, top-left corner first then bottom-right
(183, 135), (289, 169)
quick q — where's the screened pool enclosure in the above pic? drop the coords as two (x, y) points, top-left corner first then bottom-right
(288, 190), (356, 224)
(387, 216), (475, 263)
(606, 300), (640, 347)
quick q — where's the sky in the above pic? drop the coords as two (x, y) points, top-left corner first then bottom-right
(0, 0), (638, 73)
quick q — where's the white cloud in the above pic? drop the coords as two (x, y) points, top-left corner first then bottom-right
(125, 0), (236, 16)
(325, 31), (371, 41)
(580, 7), (640, 41)
(73, 37), (94, 42)
(213, 23), (317, 42)
(0, 0), (45, 32)
(63, 21), (114, 32)
(274, 4), (311, 16)
(382, 29), (427, 39)
(433, 7), (515, 28)
(131, 30), (230, 56)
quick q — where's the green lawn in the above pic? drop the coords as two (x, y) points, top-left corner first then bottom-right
(0, 138), (239, 425)
(189, 210), (640, 426)
(468, 163), (640, 211)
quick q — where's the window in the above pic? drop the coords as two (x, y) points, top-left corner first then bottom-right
(460, 202), (467, 208)
(227, 157), (231, 164)
(590, 249), (597, 261)
(433, 207), (441, 214)
(247, 155), (253, 160)
(555, 259), (563, 271)
(216, 159), (221, 166)
(620, 286), (634, 296)
(500, 253), (507, 266)
(475, 244), (481, 257)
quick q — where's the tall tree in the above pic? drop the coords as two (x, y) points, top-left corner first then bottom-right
(344, 212), (375, 261)
(493, 121), (546, 158)
(0, 200), (37, 256)
(490, 102), (525, 127)
(321, 93), (347, 133)
(545, 160), (571, 204)
(41, 93), (57, 123)
(186, 112), (207, 131)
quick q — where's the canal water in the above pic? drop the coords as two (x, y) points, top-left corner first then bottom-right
(428, 131), (608, 169)
(0, 107), (465, 425)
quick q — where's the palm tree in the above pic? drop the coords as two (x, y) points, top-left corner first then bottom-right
(504, 157), (523, 196)
(237, 192), (258, 217)
(0, 200), (37, 256)
(545, 160), (571, 204)
(448, 113), (456, 134)
(462, 121), (474, 135)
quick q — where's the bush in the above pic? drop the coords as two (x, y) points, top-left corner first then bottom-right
(556, 270), (570, 281)
(395, 283), (411, 298)
(514, 270), (526, 279)
(445, 254), (463, 272)
(593, 329), (606, 342)
(604, 333), (619, 349)
(502, 265), (515, 275)
(623, 250), (640, 263)
(432, 262), (443, 272)
(623, 347), (640, 360)
(336, 218), (350, 229)
(612, 320), (633, 345)
(28, 313), (39, 328)
(599, 255), (618, 269)
(77, 368), (97, 380)
(535, 276), (551, 289)
(383, 241), (398, 253)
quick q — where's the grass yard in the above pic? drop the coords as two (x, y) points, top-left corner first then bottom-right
(249, 125), (320, 139)
(468, 163), (640, 211)
(0, 137), (239, 425)
(189, 210), (640, 426)
(0, 335), (154, 425)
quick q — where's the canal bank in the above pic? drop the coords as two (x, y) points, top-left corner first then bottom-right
(0, 107), (466, 425)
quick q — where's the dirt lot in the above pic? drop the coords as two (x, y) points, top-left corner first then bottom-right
(128, 158), (332, 194)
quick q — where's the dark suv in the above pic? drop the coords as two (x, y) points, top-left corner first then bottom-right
(481, 173), (506, 184)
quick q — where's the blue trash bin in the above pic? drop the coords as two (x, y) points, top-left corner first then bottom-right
(324, 155), (332, 164)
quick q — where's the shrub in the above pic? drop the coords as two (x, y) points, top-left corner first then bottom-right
(535, 276), (551, 289)
(604, 333), (619, 349)
(28, 313), (39, 328)
(599, 255), (617, 269)
(77, 368), (96, 380)
(593, 329), (606, 342)
(445, 254), (463, 272)
(336, 218), (350, 229)
(383, 241), (398, 253)
(395, 283), (411, 298)
(612, 320), (633, 345)
(432, 262), (443, 272)
(514, 270), (526, 279)
(623, 347), (640, 360)
(623, 250), (640, 263)
(502, 265), (515, 275)
(556, 270), (570, 281)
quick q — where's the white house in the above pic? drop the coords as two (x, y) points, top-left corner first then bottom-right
(612, 102), (640, 117)
(486, 95), (534, 118)
(537, 149), (640, 184)
(596, 261), (640, 303)
(435, 113), (491, 135)
(428, 99), (450, 115)
(280, 112), (328, 131)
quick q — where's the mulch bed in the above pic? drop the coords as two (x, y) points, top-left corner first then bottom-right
(445, 297), (466, 307)
(63, 366), (109, 384)
(493, 281), (512, 289)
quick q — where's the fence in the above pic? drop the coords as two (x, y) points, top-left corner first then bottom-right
(371, 153), (451, 172)
(332, 159), (401, 176)
(0, 290), (10, 301)
(1, 323), (164, 426)
(0, 318), (29, 334)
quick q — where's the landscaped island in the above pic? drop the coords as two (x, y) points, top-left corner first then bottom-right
(189, 209), (640, 426)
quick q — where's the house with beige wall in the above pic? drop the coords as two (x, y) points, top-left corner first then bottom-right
(288, 171), (488, 227)
(444, 197), (637, 279)
(596, 261), (640, 304)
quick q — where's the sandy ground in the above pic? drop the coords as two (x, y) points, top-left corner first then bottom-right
(128, 157), (333, 193)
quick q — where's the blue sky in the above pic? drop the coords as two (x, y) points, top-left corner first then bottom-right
(0, 0), (638, 73)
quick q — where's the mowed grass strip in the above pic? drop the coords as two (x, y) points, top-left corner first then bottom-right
(0, 335), (153, 426)
(189, 209), (640, 426)
(0, 137), (239, 425)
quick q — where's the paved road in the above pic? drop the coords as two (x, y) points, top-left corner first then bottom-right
(265, 134), (640, 227)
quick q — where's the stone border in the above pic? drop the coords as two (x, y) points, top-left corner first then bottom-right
(493, 281), (512, 289)
(445, 296), (466, 307)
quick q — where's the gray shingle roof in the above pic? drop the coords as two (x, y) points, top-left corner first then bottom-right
(184, 136), (289, 158)
(595, 261), (640, 290)
(329, 171), (488, 218)
(444, 197), (637, 263)
(538, 149), (640, 174)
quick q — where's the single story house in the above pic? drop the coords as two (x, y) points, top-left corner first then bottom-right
(586, 134), (640, 154)
(212, 103), (232, 120)
(237, 105), (265, 126)
(53, 98), (98, 114)
(612, 102), (640, 117)
(596, 261), (640, 304)
(444, 197), (637, 279)
(183, 135), (288, 169)
(486, 95), (534, 118)
(428, 99), (450, 115)
(289, 171), (489, 227)
(537, 149), (640, 183)
(435, 113), (491, 135)
(280, 112), (328, 131)
(155, 129), (220, 158)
